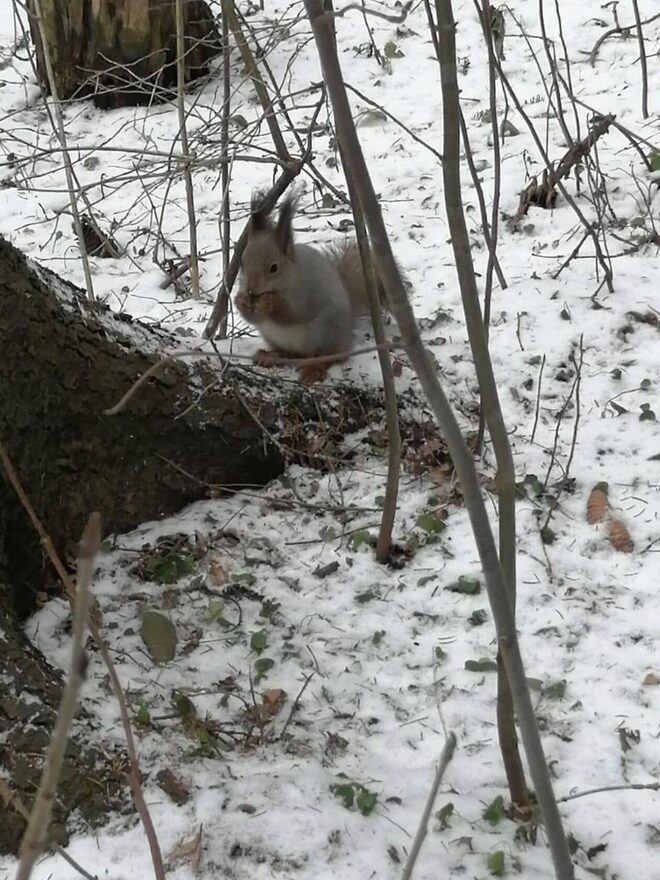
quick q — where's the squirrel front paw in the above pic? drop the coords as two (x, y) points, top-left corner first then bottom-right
(254, 348), (284, 368)
(234, 290), (253, 318)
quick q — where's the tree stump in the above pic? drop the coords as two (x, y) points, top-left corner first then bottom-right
(26, 0), (222, 108)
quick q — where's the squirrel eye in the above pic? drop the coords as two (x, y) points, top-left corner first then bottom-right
(269, 262), (278, 274)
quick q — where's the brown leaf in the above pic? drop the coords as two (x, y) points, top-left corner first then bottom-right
(643, 672), (660, 687)
(207, 557), (227, 587)
(608, 518), (634, 553)
(586, 483), (609, 524)
(262, 688), (287, 717)
(156, 768), (191, 805)
(391, 357), (404, 377)
(168, 826), (203, 874)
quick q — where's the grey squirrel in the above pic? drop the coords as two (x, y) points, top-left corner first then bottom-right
(235, 192), (385, 384)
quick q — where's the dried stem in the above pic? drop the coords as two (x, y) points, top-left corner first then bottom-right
(28, 0), (95, 300)
(302, 2), (574, 876)
(0, 780), (96, 880)
(429, 0), (527, 809)
(401, 732), (457, 880)
(15, 514), (98, 880)
(631, 0), (649, 118)
(217, 1), (232, 337)
(346, 176), (401, 563)
(175, 0), (200, 299)
(223, 0), (290, 161)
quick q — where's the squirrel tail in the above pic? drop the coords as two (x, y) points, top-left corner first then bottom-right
(326, 241), (389, 316)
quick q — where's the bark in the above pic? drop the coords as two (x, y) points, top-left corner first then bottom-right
(26, 0), (222, 109)
(1, 234), (414, 619)
(0, 235), (444, 855)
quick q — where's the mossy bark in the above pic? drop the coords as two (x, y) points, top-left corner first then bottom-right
(26, 0), (221, 108)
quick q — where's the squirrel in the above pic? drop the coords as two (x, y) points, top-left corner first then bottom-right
(234, 192), (385, 384)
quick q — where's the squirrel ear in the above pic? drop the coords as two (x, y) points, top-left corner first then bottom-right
(275, 195), (298, 256)
(248, 190), (272, 235)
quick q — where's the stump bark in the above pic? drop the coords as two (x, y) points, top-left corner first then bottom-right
(26, 0), (222, 108)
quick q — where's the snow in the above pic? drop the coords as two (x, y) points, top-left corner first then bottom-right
(1, 1), (660, 879)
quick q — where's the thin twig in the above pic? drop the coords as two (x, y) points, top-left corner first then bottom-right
(303, 2), (574, 875)
(175, 0), (200, 299)
(0, 780), (97, 880)
(401, 733), (457, 880)
(529, 354), (546, 445)
(28, 0), (95, 300)
(16, 514), (98, 880)
(558, 781), (659, 803)
(631, 0), (649, 118)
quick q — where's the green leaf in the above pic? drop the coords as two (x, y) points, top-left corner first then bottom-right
(383, 40), (404, 58)
(465, 658), (497, 673)
(356, 589), (378, 604)
(350, 529), (372, 551)
(523, 473), (545, 498)
(356, 786), (378, 816)
(250, 629), (267, 655)
(436, 802), (454, 830)
(254, 657), (274, 677)
(151, 551), (196, 585)
(540, 526), (556, 545)
(140, 610), (177, 663)
(649, 149), (660, 173)
(331, 782), (355, 809)
(543, 679), (566, 700)
(235, 571), (257, 586)
(372, 630), (385, 646)
(434, 646), (447, 663)
(446, 575), (481, 595)
(416, 511), (446, 534)
(469, 609), (488, 627)
(488, 850), (506, 876)
(136, 701), (151, 726)
(206, 601), (231, 628)
(483, 795), (506, 827)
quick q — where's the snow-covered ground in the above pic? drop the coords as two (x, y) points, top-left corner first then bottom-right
(1, 0), (660, 878)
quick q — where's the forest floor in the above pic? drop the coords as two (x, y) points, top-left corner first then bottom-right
(1, 0), (660, 878)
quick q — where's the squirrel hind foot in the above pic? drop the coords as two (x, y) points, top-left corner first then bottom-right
(298, 361), (330, 384)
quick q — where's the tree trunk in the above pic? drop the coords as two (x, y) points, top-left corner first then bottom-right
(26, 0), (222, 108)
(0, 236), (444, 855)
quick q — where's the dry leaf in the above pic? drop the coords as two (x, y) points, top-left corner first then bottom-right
(391, 358), (404, 377)
(262, 688), (287, 717)
(608, 518), (634, 553)
(156, 768), (191, 805)
(586, 482), (609, 524)
(168, 826), (203, 874)
(643, 672), (660, 687)
(207, 557), (227, 587)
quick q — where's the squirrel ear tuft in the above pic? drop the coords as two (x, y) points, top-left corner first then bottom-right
(249, 190), (273, 233)
(275, 194), (298, 256)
